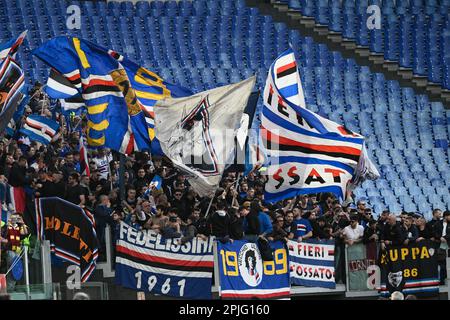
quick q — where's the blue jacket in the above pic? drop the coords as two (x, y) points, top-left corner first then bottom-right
(258, 212), (273, 236)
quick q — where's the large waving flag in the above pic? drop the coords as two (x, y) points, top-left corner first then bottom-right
(107, 49), (193, 154)
(32, 36), (150, 154)
(261, 49), (379, 203)
(35, 37), (192, 155)
(155, 77), (256, 197)
(0, 56), (25, 134)
(0, 30), (27, 61)
(19, 114), (60, 145)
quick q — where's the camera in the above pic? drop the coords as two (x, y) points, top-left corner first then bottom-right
(169, 216), (178, 223)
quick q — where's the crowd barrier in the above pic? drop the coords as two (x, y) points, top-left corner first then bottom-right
(4, 226), (450, 300)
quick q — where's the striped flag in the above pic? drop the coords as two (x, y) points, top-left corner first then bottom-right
(261, 48), (378, 203)
(19, 114), (60, 145)
(45, 68), (80, 99)
(0, 57), (25, 134)
(0, 30), (27, 61)
(79, 135), (90, 177)
(115, 222), (214, 299)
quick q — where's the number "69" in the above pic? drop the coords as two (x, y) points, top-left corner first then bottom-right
(220, 248), (287, 276)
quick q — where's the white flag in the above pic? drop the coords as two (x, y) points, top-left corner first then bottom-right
(154, 77), (256, 197)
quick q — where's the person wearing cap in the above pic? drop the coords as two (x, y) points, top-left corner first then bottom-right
(401, 215), (418, 245)
(363, 219), (379, 244)
(342, 215), (364, 246)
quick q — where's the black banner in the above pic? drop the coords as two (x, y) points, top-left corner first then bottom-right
(35, 197), (99, 282)
(379, 240), (439, 297)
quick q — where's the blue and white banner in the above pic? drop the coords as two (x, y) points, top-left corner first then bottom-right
(261, 48), (378, 203)
(115, 222), (214, 299)
(288, 239), (336, 289)
(19, 114), (60, 145)
(217, 240), (290, 299)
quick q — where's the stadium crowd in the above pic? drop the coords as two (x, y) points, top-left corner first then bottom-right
(1, 83), (450, 291)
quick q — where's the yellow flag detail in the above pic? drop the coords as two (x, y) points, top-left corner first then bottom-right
(148, 128), (155, 140)
(88, 119), (109, 131)
(73, 38), (90, 69)
(87, 103), (108, 115)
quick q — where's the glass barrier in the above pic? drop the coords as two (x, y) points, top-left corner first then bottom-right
(7, 283), (54, 300)
(54, 282), (109, 300)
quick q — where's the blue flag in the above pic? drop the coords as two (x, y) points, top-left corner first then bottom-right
(32, 36), (149, 154)
(33, 36), (192, 155)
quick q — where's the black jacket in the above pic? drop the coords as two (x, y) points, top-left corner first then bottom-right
(363, 227), (379, 244)
(432, 220), (450, 244)
(229, 215), (245, 240)
(401, 224), (419, 243)
(381, 222), (406, 245)
(207, 210), (230, 238)
(8, 164), (27, 187)
(417, 224), (433, 240)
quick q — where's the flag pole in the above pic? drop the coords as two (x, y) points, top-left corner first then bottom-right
(204, 196), (214, 219)
(118, 153), (126, 202)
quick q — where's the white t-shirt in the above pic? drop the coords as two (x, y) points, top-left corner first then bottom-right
(94, 153), (113, 180)
(343, 224), (364, 241)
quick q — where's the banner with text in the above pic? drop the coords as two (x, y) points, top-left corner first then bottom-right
(288, 239), (336, 289)
(347, 242), (378, 291)
(115, 222), (214, 299)
(379, 241), (439, 297)
(217, 240), (290, 299)
(35, 197), (98, 282)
